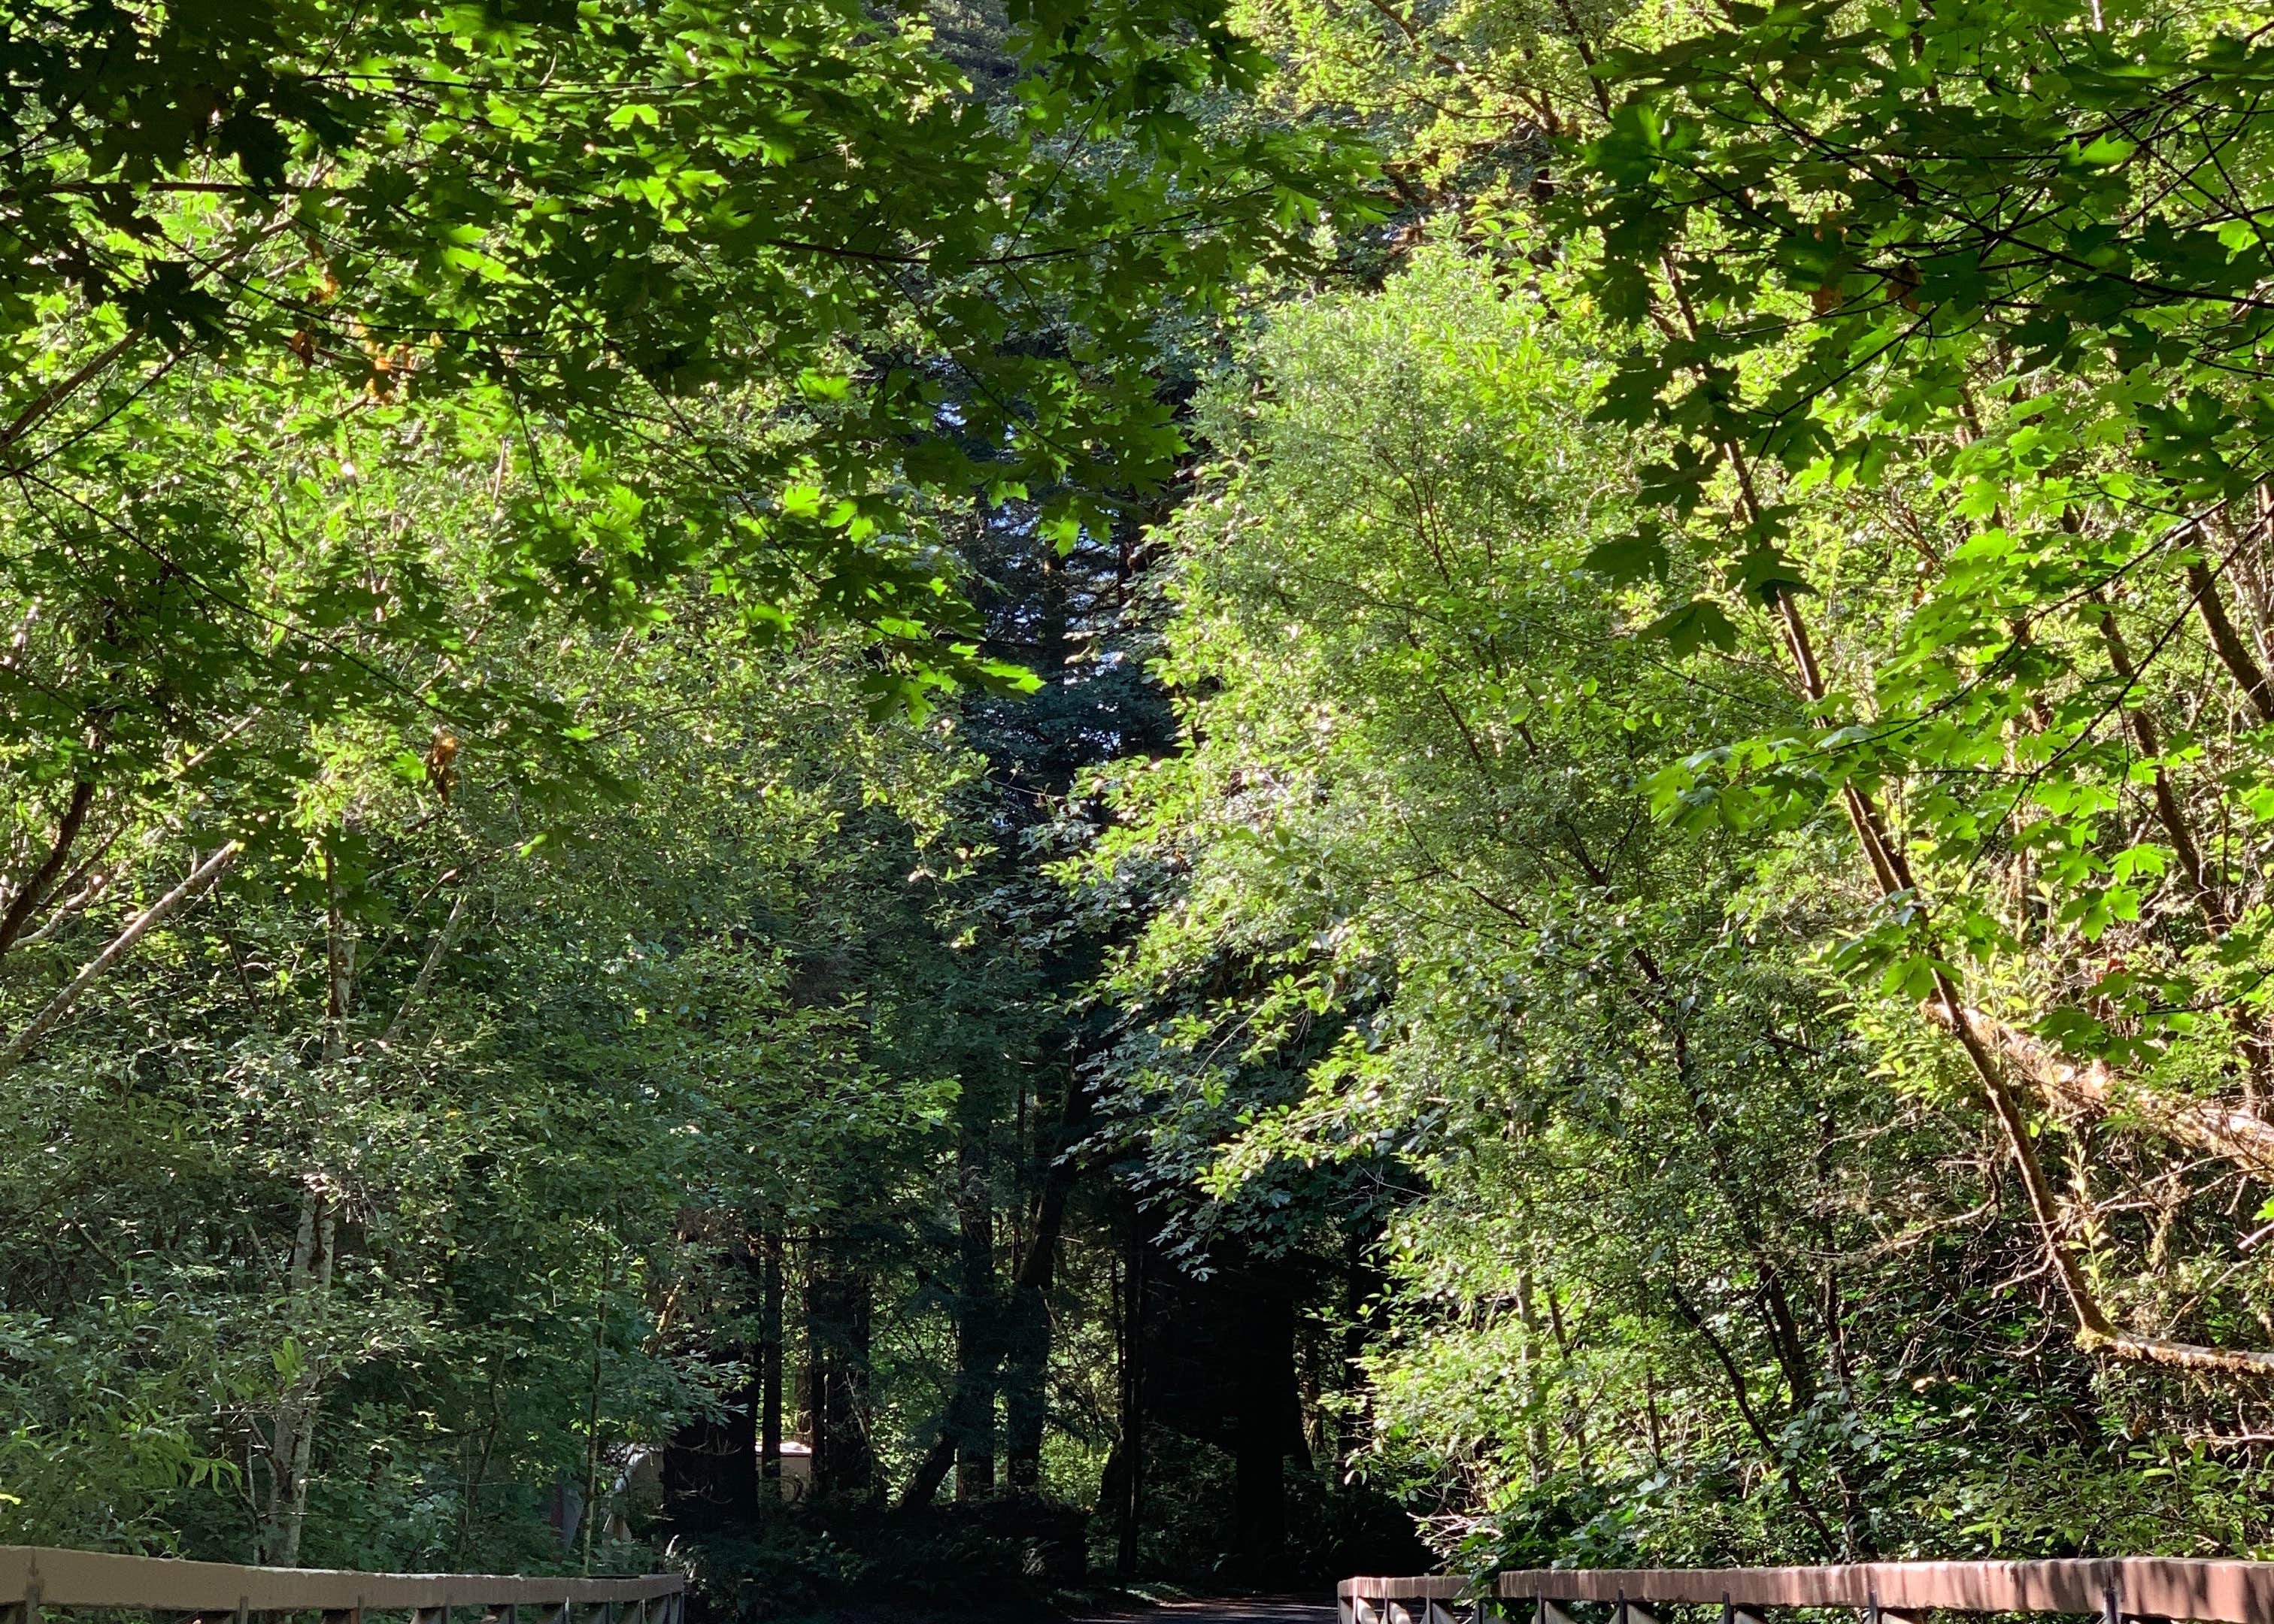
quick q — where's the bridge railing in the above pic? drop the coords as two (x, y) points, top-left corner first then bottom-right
(0, 1547), (684, 1624)
(1339, 1559), (2274, 1623)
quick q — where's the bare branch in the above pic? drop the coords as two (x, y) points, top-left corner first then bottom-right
(0, 841), (242, 1077)
(0, 333), (138, 456)
(383, 889), (468, 1044)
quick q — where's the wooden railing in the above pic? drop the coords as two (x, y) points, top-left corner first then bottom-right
(1339, 1559), (2274, 1623)
(0, 1547), (684, 1624)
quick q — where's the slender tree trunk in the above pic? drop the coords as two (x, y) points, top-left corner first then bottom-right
(2088, 587), (2224, 927)
(999, 1284), (1046, 1495)
(899, 1433), (957, 1511)
(761, 1232), (784, 1500)
(841, 1271), (873, 1499)
(323, 850), (354, 1059)
(1543, 1283), (1591, 1468)
(723, 1244), (760, 1518)
(1004, 1071), (1089, 1492)
(1665, 1282), (1841, 1557)
(1514, 1261), (1550, 1483)
(259, 859), (358, 1570)
(385, 889), (468, 1044)
(1336, 1221), (1384, 1464)
(805, 1258), (830, 1495)
(2190, 552), (2274, 723)
(260, 1185), (335, 1566)
(0, 841), (240, 1078)
(1114, 1216), (1146, 1580)
(582, 1253), (610, 1574)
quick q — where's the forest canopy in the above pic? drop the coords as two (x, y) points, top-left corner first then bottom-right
(7, 0), (2274, 1596)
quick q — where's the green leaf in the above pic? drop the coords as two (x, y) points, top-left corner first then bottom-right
(1583, 523), (1671, 584)
(1641, 597), (1739, 656)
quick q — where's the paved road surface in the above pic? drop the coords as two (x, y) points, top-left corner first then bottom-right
(1072, 1599), (1338, 1624)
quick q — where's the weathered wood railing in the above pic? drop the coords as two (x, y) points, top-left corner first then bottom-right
(1339, 1559), (2274, 1623)
(0, 1547), (684, 1624)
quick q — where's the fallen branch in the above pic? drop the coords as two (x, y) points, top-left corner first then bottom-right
(1923, 1002), (2274, 1176)
(2083, 1329), (2274, 1377)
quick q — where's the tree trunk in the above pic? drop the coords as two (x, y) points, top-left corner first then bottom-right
(0, 841), (240, 1079)
(1336, 1221), (1382, 1464)
(842, 1271), (872, 1498)
(760, 1232), (784, 1499)
(805, 1253), (829, 1495)
(2188, 553), (2274, 723)
(999, 1286), (1047, 1495)
(808, 1249), (874, 1501)
(1515, 1260), (1549, 1482)
(1233, 1282), (1296, 1562)
(323, 849), (353, 1061)
(259, 1184), (335, 1566)
(1114, 1214), (1146, 1580)
(952, 1130), (997, 1500)
(724, 1244), (760, 1517)
(1004, 1072), (1090, 1492)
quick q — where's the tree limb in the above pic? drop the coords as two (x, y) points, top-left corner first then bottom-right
(0, 778), (96, 962)
(384, 888), (468, 1044)
(0, 841), (241, 1077)
(2188, 556), (2274, 724)
(0, 332), (138, 456)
